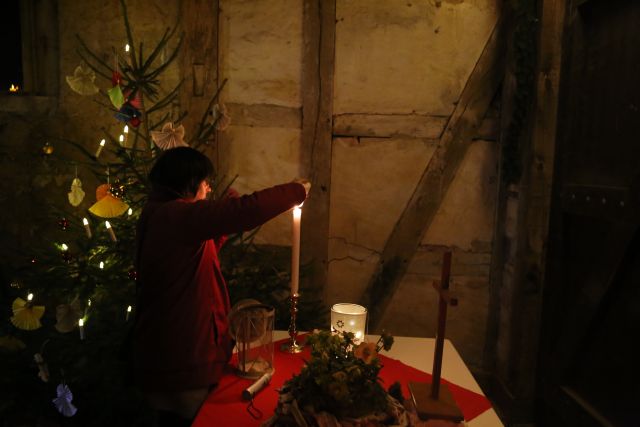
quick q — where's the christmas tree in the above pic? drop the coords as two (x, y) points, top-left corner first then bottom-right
(0, 2), (322, 425)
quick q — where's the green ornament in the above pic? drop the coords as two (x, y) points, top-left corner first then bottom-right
(108, 85), (125, 109)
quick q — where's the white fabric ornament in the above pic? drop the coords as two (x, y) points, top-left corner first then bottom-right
(66, 65), (99, 96)
(150, 122), (187, 150)
(68, 178), (85, 207)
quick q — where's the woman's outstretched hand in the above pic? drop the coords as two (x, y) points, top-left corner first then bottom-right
(293, 178), (311, 199)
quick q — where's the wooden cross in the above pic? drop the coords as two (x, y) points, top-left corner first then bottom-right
(409, 251), (464, 423)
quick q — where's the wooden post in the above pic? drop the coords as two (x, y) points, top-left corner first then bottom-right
(300, 0), (335, 302)
(179, 0), (219, 139)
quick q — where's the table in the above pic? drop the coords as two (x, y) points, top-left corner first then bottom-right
(193, 331), (503, 427)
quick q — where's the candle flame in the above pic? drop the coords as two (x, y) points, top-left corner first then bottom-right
(99, 139), (106, 147)
(61, 243), (69, 251)
(79, 318), (84, 326)
(127, 305), (132, 312)
(128, 208), (133, 216)
(99, 261), (104, 269)
(82, 217), (89, 226)
(124, 125), (129, 134)
(125, 44), (130, 52)
(119, 134), (124, 143)
(105, 221), (112, 229)
(9, 84), (19, 92)
(27, 293), (34, 301)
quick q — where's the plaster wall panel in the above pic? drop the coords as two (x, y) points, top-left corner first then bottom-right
(219, 125), (302, 246)
(378, 274), (490, 368)
(327, 136), (436, 303)
(334, 0), (499, 116)
(422, 139), (499, 249)
(219, 0), (302, 107)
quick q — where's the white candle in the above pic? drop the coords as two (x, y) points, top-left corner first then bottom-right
(82, 218), (92, 238)
(78, 319), (85, 340)
(291, 205), (302, 295)
(105, 221), (117, 242)
(95, 139), (106, 158)
(126, 305), (132, 322)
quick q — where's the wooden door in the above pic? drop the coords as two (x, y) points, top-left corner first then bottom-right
(539, 0), (640, 425)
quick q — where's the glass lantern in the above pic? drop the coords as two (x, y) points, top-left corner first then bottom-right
(228, 300), (275, 379)
(330, 303), (368, 343)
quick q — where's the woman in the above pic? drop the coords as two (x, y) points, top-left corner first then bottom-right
(133, 147), (308, 426)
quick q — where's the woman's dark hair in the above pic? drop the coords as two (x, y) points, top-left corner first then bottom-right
(148, 147), (214, 198)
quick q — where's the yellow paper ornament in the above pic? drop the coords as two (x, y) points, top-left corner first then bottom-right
(0, 335), (26, 352)
(88, 194), (129, 218)
(10, 297), (45, 331)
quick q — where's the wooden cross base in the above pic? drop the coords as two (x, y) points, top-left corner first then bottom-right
(408, 381), (464, 423)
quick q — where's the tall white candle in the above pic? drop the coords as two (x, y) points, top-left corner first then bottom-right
(291, 205), (302, 295)
(105, 221), (117, 242)
(82, 218), (92, 238)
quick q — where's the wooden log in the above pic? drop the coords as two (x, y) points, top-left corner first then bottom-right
(179, 0), (219, 138)
(333, 114), (448, 139)
(225, 103), (301, 129)
(300, 0), (336, 300)
(361, 18), (506, 331)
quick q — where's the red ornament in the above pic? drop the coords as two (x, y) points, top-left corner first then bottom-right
(128, 269), (137, 281)
(57, 217), (70, 230)
(124, 89), (142, 109)
(112, 70), (122, 86)
(129, 116), (141, 128)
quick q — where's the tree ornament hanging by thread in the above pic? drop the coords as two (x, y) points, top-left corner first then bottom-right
(89, 183), (129, 218)
(10, 296), (45, 330)
(52, 383), (77, 417)
(0, 335), (26, 352)
(150, 122), (187, 150)
(34, 353), (50, 383)
(108, 85), (125, 109)
(58, 217), (70, 230)
(66, 64), (99, 96)
(68, 178), (85, 207)
(55, 298), (82, 333)
(42, 142), (54, 155)
(214, 103), (231, 131)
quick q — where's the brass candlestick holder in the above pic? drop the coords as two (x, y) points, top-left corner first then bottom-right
(280, 293), (303, 353)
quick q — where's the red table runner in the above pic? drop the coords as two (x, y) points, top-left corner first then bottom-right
(192, 338), (491, 427)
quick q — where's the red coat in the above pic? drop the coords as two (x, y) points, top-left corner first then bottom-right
(133, 183), (305, 391)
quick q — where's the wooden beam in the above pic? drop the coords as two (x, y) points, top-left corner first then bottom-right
(179, 0), (219, 138)
(361, 19), (506, 331)
(509, 0), (566, 397)
(225, 103), (301, 129)
(300, 0), (335, 300)
(333, 114), (448, 139)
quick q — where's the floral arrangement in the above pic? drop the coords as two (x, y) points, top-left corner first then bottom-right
(263, 330), (410, 426)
